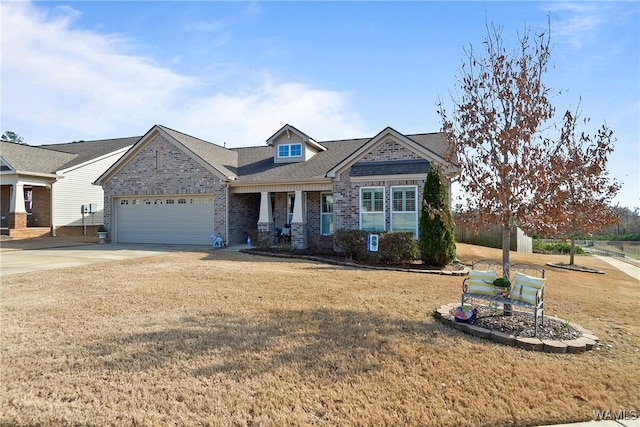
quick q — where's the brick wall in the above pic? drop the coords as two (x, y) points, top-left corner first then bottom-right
(305, 191), (321, 238)
(332, 137), (436, 233)
(30, 187), (51, 227)
(228, 193), (260, 245)
(103, 134), (227, 238)
(359, 138), (422, 163)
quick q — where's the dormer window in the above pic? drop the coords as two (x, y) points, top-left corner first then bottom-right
(278, 143), (302, 158)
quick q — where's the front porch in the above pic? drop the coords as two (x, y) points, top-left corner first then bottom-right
(1, 183), (53, 239)
(230, 186), (332, 250)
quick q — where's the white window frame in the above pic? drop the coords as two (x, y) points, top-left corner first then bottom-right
(320, 193), (334, 236)
(359, 187), (385, 232)
(278, 143), (303, 159)
(391, 185), (418, 237)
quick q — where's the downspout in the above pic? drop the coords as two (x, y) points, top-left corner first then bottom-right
(50, 182), (56, 237)
(225, 183), (230, 244)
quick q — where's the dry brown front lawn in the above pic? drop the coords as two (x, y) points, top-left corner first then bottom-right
(1, 244), (638, 426)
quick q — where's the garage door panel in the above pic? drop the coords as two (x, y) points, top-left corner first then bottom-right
(115, 196), (214, 245)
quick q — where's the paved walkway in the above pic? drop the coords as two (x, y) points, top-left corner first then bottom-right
(0, 242), (209, 277)
(594, 255), (640, 281)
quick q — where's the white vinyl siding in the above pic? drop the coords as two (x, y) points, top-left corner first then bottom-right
(391, 186), (418, 237)
(52, 149), (129, 227)
(115, 195), (214, 245)
(360, 187), (385, 232)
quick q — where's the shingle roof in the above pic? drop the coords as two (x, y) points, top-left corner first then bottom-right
(231, 132), (446, 183)
(45, 137), (139, 170)
(159, 125), (239, 179)
(0, 141), (77, 174)
(233, 138), (369, 183)
(351, 159), (430, 176)
(5, 126), (448, 186)
(0, 136), (137, 175)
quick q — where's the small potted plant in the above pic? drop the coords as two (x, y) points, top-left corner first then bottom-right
(97, 225), (108, 244)
(492, 277), (511, 298)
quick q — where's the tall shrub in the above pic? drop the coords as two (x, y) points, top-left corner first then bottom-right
(419, 166), (456, 266)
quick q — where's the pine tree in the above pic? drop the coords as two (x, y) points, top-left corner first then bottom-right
(419, 165), (456, 266)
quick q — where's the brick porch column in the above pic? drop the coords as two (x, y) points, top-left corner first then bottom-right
(8, 183), (27, 229)
(291, 190), (307, 250)
(257, 191), (273, 234)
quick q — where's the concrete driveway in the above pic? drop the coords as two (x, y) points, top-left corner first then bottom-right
(0, 242), (212, 277)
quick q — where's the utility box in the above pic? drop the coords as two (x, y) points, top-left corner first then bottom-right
(82, 204), (98, 214)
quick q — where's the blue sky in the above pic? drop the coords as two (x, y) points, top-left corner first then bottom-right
(1, 1), (638, 208)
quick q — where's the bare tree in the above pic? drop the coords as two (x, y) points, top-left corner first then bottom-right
(534, 106), (621, 265)
(438, 21), (555, 277)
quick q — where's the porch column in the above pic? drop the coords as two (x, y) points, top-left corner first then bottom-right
(257, 191), (273, 234)
(291, 190), (307, 250)
(8, 183), (27, 229)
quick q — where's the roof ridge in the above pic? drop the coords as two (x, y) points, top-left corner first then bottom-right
(157, 124), (226, 148)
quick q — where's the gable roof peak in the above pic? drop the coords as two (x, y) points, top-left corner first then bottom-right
(266, 124), (327, 152)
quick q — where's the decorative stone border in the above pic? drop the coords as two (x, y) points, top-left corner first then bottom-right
(435, 303), (599, 353)
(546, 262), (604, 274)
(243, 250), (469, 276)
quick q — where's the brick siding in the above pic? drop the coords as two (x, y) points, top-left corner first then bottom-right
(103, 134), (227, 239)
(332, 138), (436, 233)
(30, 187), (51, 227)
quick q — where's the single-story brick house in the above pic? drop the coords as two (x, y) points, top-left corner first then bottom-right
(0, 137), (136, 238)
(95, 124), (456, 248)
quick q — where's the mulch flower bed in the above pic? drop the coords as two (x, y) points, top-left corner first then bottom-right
(547, 262), (604, 274)
(472, 307), (581, 340)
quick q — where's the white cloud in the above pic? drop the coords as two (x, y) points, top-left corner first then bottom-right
(547, 2), (614, 49)
(178, 79), (365, 146)
(0, 2), (366, 145)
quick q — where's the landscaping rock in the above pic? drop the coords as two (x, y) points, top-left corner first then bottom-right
(516, 337), (544, 351)
(490, 330), (516, 346)
(542, 340), (567, 353)
(466, 324), (491, 339)
(562, 339), (587, 353)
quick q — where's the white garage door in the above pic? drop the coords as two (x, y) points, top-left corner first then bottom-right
(115, 196), (214, 245)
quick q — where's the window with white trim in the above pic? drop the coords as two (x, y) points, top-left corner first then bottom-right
(321, 193), (334, 235)
(360, 187), (385, 232)
(391, 186), (418, 237)
(278, 143), (302, 158)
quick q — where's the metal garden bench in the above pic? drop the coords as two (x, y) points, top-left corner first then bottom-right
(461, 260), (546, 336)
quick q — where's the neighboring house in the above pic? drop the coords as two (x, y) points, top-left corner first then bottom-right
(95, 124), (456, 248)
(0, 137), (137, 238)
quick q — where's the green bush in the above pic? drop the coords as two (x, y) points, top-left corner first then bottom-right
(308, 235), (334, 255)
(379, 232), (418, 264)
(333, 230), (368, 261)
(419, 166), (456, 266)
(533, 239), (584, 255)
(333, 230), (417, 264)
